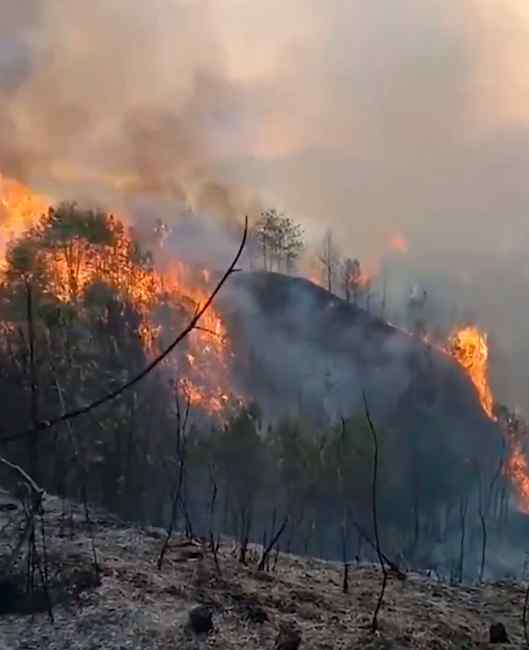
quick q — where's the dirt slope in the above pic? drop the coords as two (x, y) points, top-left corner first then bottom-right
(0, 493), (525, 649)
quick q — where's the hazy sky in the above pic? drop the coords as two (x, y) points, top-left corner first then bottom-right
(3, 1), (529, 407)
(2, 1), (529, 246)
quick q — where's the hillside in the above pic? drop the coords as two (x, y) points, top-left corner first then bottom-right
(0, 491), (526, 649)
(222, 271), (503, 462)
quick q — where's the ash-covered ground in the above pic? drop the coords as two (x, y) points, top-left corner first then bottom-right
(0, 490), (527, 649)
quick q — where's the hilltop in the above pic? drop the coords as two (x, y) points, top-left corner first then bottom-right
(0, 492), (526, 649)
(222, 271), (502, 456)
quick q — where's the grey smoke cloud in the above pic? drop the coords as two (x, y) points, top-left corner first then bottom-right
(2, 1), (529, 407)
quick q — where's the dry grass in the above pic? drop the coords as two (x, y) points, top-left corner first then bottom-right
(0, 493), (526, 649)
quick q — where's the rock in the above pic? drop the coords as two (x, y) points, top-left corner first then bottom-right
(275, 627), (302, 650)
(489, 622), (509, 644)
(0, 577), (18, 614)
(245, 601), (269, 624)
(0, 502), (18, 512)
(71, 567), (101, 592)
(143, 526), (164, 539)
(176, 549), (204, 562)
(189, 605), (213, 635)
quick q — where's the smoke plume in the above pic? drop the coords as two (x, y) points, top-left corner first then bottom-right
(2, 1), (529, 407)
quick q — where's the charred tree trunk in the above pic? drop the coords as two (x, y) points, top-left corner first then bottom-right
(258, 515), (288, 571)
(457, 494), (469, 583)
(208, 464), (221, 575)
(523, 580), (529, 647)
(158, 394), (190, 570)
(25, 281), (40, 483)
(341, 515), (349, 594)
(238, 504), (253, 565)
(478, 509), (487, 584)
(363, 392), (389, 633)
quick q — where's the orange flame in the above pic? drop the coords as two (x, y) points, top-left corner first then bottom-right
(447, 325), (529, 512)
(505, 440), (529, 513)
(0, 175), (50, 259)
(448, 326), (495, 420)
(0, 174), (241, 417)
(388, 232), (409, 255)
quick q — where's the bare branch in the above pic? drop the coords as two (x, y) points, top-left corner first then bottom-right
(194, 325), (227, 341)
(363, 391), (389, 633)
(523, 580), (529, 647)
(0, 456), (44, 498)
(257, 516), (288, 571)
(0, 455), (45, 577)
(350, 521), (405, 580)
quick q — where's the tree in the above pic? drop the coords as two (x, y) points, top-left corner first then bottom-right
(0, 203), (248, 524)
(254, 209), (304, 273)
(282, 217), (304, 273)
(407, 283), (428, 337)
(363, 393), (389, 633)
(341, 257), (362, 304)
(212, 408), (269, 563)
(319, 229), (340, 293)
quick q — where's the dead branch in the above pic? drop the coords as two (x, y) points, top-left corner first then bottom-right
(0, 456), (44, 500)
(25, 280), (40, 481)
(208, 463), (222, 575)
(0, 217), (248, 446)
(457, 493), (469, 583)
(523, 579), (529, 647)
(363, 391), (389, 633)
(351, 521), (405, 580)
(157, 392), (191, 571)
(195, 325), (227, 341)
(0, 454), (52, 620)
(257, 516), (288, 571)
(338, 417), (349, 593)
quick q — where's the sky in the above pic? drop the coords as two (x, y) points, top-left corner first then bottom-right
(3, 0), (529, 408)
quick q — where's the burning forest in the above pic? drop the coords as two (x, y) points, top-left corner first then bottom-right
(1, 170), (529, 589)
(6, 3), (529, 644)
(0, 174), (242, 418)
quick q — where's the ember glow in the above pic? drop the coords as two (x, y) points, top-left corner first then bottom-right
(0, 174), (240, 416)
(388, 232), (409, 255)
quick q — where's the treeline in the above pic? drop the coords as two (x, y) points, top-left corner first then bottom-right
(152, 405), (517, 580)
(0, 202), (520, 583)
(246, 210), (372, 309)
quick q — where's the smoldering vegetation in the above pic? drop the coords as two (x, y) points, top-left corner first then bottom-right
(3, 0), (529, 598)
(213, 271), (520, 581)
(0, 201), (521, 588)
(4, 1), (529, 418)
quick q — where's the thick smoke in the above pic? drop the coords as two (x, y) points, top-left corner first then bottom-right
(2, 1), (529, 406)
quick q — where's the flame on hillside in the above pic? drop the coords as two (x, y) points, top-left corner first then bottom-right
(505, 440), (529, 513)
(0, 175), (50, 258)
(388, 232), (409, 255)
(447, 325), (529, 513)
(448, 326), (495, 420)
(0, 174), (240, 416)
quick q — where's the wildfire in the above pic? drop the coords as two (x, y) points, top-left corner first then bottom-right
(0, 175), (50, 259)
(388, 232), (409, 255)
(158, 260), (238, 414)
(447, 324), (529, 512)
(505, 440), (529, 513)
(448, 326), (495, 420)
(0, 174), (240, 417)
